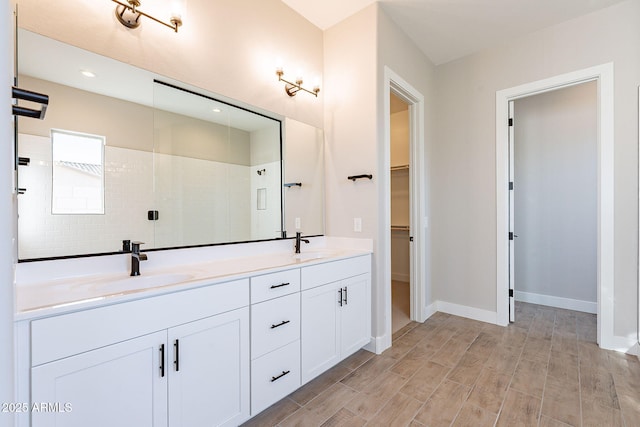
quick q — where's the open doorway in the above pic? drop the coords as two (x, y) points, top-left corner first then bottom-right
(390, 93), (411, 333)
(509, 81), (598, 320)
(380, 67), (427, 352)
(496, 63), (615, 349)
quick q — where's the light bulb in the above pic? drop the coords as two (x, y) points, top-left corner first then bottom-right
(170, 0), (185, 22)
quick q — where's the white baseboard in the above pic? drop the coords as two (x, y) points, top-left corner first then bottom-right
(422, 302), (438, 322)
(436, 301), (498, 324)
(626, 342), (639, 356)
(603, 334), (639, 354)
(515, 291), (597, 314)
(413, 299), (637, 356)
(366, 334), (390, 355)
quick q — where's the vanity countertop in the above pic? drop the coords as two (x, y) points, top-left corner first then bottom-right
(15, 248), (371, 321)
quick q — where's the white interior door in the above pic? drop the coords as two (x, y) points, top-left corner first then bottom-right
(508, 100), (515, 323)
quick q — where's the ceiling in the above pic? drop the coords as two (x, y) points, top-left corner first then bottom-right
(281, 0), (628, 65)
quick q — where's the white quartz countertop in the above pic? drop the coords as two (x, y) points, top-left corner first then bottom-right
(15, 247), (371, 320)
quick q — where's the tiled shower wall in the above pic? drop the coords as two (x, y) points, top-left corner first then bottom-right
(18, 134), (281, 259)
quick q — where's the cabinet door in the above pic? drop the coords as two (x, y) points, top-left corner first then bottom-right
(340, 274), (371, 358)
(301, 282), (340, 383)
(168, 307), (249, 427)
(31, 331), (167, 427)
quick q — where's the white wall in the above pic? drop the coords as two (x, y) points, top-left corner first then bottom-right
(0, 1), (14, 424)
(324, 5), (381, 338)
(433, 0), (640, 339)
(377, 7), (437, 334)
(514, 81), (597, 310)
(323, 4), (436, 341)
(17, 0), (324, 128)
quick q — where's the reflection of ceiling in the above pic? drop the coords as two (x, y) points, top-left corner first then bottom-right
(282, 0), (627, 65)
(17, 29), (276, 132)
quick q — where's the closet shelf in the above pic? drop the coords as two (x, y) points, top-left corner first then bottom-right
(390, 164), (409, 171)
(391, 225), (410, 231)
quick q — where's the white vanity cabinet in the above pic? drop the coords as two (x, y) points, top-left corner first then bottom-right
(300, 255), (371, 383)
(25, 279), (250, 427)
(167, 308), (249, 426)
(249, 269), (302, 416)
(17, 250), (373, 426)
(31, 331), (167, 427)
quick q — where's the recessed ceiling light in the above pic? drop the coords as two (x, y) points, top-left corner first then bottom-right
(212, 108), (221, 113)
(81, 70), (96, 78)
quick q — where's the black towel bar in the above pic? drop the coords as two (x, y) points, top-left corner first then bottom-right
(348, 174), (373, 181)
(12, 86), (49, 120)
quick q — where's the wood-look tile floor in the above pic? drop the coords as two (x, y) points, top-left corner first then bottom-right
(242, 302), (640, 426)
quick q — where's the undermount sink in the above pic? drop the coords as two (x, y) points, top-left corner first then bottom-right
(293, 250), (342, 262)
(86, 272), (195, 293)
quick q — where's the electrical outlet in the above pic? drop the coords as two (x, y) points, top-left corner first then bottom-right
(295, 217), (301, 229)
(354, 218), (362, 232)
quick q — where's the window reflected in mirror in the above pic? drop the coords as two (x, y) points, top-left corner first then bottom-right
(51, 129), (105, 215)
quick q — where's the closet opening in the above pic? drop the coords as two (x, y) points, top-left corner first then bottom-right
(390, 92), (411, 334)
(381, 66), (426, 353)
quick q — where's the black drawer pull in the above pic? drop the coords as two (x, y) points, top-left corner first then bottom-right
(271, 320), (290, 329)
(271, 370), (290, 382)
(338, 288), (343, 307)
(343, 286), (348, 305)
(270, 282), (290, 289)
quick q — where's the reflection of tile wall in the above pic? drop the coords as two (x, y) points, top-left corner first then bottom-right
(250, 161), (282, 239)
(153, 154), (253, 248)
(18, 134), (282, 259)
(18, 134), (153, 259)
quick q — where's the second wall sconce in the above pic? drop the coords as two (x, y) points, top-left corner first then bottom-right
(113, 0), (185, 33)
(276, 67), (320, 97)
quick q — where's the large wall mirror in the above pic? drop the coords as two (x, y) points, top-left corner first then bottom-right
(16, 29), (324, 260)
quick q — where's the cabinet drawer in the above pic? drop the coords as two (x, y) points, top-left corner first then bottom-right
(251, 269), (300, 303)
(251, 293), (300, 359)
(301, 255), (371, 290)
(251, 340), (300, 416)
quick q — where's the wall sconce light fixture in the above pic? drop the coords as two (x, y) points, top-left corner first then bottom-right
(112, 0), (184, 33)
(276, 67), (320, 97)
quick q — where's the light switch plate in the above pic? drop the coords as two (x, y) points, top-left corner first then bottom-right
(295, 217), (301, 229)
(354, 218), (362, 232)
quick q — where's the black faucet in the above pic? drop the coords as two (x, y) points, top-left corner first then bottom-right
(294, 232), (310, 254)
(130, 241), (148, 276)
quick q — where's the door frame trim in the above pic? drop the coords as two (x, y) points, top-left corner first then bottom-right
(495, 63), (614, 349)
(380, 66), (427, 352)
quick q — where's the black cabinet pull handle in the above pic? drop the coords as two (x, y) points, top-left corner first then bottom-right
(271, 370), (290, 382)
(160, 344), (165, 377)
(271, 320), (290, 329)
(174, 339), (180, 372)
(270, 282), (290, 289)
(344, 286), (348, 305)
(338, 288), (343, 307)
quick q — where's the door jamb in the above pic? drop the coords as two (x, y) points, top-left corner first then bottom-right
(496, 63), (614, 349)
